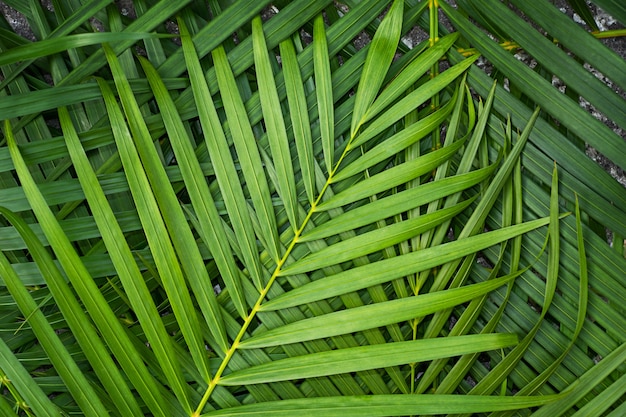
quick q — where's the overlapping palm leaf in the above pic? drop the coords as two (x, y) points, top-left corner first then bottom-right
(0, 0), (624, 416)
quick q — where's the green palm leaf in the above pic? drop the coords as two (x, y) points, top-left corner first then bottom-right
(1, 0), (623, 415)
(0, 316), (64, 417)
(313, 13), (335, 175)
(59, 105), (194, 410)
(5, 121), (164, 416)
(200, 394), (561, 416)
(350, 0), (404, 136)
(102, 46), (212, 385)
(212, 43), (280, 276)
(223, 334), (518, 385)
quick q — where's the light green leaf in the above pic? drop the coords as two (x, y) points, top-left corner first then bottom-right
(531, 342), (626, 417)
(102, 45), (212, 383)
(0, 0), (114, 90)
(279, 37), (316, 204)
(246, 275), (517, 348)
(271, 216), (552, 309)
(313, 14), (335, 175)
(302, 165), (496, 241)
(350, 0), (404, 137)
(54, 0), (193, 87)
(348, 54), (479, 150)
(212, 44), (280, 269)
(0, 211), (110, 417)
(429, 105), (541, 295)
(494, 194), (590, 413)
(0, 336), (63, 417)
(4, 119), (163, 417)
(359, 32), (459, 129)
(0, 32), (170, 66)
(0, 78), (188, 120)
(569, 373), (626, 417)
(546, 162), (560, 311)
(221, 334), (517, 385)
(58, 106), (194, 410)
(333, 93), (457, 182)
(178, 18), (249, 319)
(252, 16), (299, 230)
(138, 55), (230, 353)
(201, 393), (560, 416)
(0, 1), (620, 414)
(283, 198), (473, 275)
(319, 137), (465, 211)
(455, 161), (562, 410)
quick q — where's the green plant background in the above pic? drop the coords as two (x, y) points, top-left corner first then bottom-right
(0, 1), (624, 416)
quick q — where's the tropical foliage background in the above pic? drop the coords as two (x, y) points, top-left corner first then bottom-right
(0, 0), (624, 416)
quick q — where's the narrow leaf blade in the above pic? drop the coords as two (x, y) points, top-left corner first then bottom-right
(252, 16), (299, 230)
(247, 275), (517, 348)
(222, 334), (517, 385)
(272, 217), (551, 309)
(313, 14), (335, 174)
(201, 394), (560, 416)
(350, 0), (404, 136)
(212, 44), (280, 268)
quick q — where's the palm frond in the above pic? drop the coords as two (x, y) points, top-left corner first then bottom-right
(0, 1), (624, 416)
